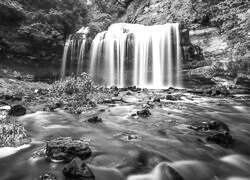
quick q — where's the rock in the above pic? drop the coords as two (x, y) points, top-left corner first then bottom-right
(142, 101), (154, 109)
(152, 97), (161, 102)
(137, 109), (151, 117)
(39, 172), (57, 180)
(110, 86), (119, 91)
(206, 132), (234, 147)
(126, 91), (132, 95)
(63, 157), (95, 180)
(165, 95), (181, 101)
(153, 163), (186, 180)
(87, 116), (102, 123)
(12, 95), (22, 101)
(127, 134), (138, 141)
(4, 94), (13, 100)
(103, 99), (115, 104)
(188, 120), (229, 132)
(46, 137), (91, 162)
(34, 88), (48, 95)
(45, 102), (62, 112)
(119, 87), (128, 91)
(187, 89), (203, 94)
(203, 86), (230, 97)
(128, 86), (138, 92)
(113, 91), (119, 97)
(0, 101), (8, 106)
(88, 100), (97, 108)
(8, 104), (26, 116)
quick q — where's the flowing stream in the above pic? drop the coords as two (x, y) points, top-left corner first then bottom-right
(0, 93), (250, 180)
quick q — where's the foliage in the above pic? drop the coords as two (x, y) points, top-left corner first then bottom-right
(0, 115), (28, 147)
(48, 73), (94, 113)
(50, 72), (94, 98)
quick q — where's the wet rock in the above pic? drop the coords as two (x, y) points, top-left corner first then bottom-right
(152, 97), (161, 102)
(0, 101), (8, 106)
(153, 163), (186, 180)
(46, 137), (91, 162)
(137, 109), (151, 117)
(88, 100), (97, 108)
(110, 86), (119, 91)
(126, 91), (132, 95)
(112, 97), (122, 102)
(187, 89), (203, 94)
(127, 134), (138, 141)
(4, 94), (13, 100)
(44, 102), (62, 112)
(63, 157), (95, 180)
(8, 104), (26, 116)
(34, 88), (49, 95)
(206, 132), (234, 147)
(113, 91), (119, 97)
(12, 95), (22, 101)
(87, 116), (102, 123)
(165, 95), (181, 101)
(203, 86), (231, 97)
(128, 86), (138, 92)
(103, 99), (115, 104)
(39, 172), (57, 180)
(142, 101), (154, 109)
(119, 87), (128, 91)
(188, 120), (229, 132)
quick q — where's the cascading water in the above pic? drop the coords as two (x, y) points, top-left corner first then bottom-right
(61, 27), (90, 78)
(61, 23), (182, 88)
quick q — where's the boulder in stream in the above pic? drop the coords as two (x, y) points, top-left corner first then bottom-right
(39, 172), (57, 180)
(206, 132), (234, 147)
(87, 116), (102, 123)
(188, 120), (229, 132)
(46, 137), (91, 162)
(8, 104), (26, 116)
(165, 95), (181, 101)
(63, 157), (95, 180)
(137, 109), (151, 117)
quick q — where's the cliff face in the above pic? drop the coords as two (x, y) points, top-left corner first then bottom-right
(118, 0), (250, 87)
(0, 0), (89, 73)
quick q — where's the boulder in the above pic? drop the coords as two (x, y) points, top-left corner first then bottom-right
(39, 172), (57, 180)
(188, 120), (229, 132)
(110, 86), (119, 91)
(137, 109), (151, 117)
(152, 97), (161, 102)
(46, 137), (91, 162)
(206, 132), (234, 147)
(8, 104), (26, 116)
(165, 95), (181, 101)
(63, 157), (95, 180)
(87, 116), (102, 123)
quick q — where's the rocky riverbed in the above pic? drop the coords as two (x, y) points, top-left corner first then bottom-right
(1, 78), (250, 180)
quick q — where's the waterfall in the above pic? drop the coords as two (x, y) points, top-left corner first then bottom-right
(61, 23), (182, 88)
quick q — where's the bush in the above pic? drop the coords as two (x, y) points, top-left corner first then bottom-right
(50, 72), (94, 99)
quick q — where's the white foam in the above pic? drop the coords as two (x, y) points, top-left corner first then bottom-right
(0, 144), (30, 158)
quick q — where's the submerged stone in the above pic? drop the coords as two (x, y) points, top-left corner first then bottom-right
(87, 116), (102, 123)
(165, 95), (181, 101)
(46, 137), (91, 162)
(63, 157), (95, 180)
(137, 109), (151, 117)
(188, 120), (229, 132)
(39, 172), (57, 180)
(8, 104), (26, 116)
(206, 132), (234, 147)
